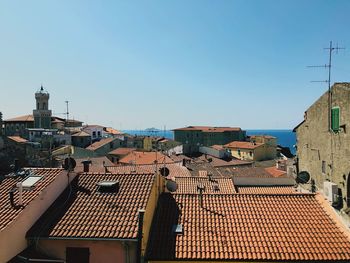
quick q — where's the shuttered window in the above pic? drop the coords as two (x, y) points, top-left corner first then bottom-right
(331, 107), (340, 132)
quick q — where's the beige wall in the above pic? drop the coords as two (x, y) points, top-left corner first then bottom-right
(296, 83), (350, 210)
(0, 170), (76, 262)
(229, 144), (275, 162)
(37, 239), (137, 263)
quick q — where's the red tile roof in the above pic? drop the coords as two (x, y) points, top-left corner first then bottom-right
(0, 168), (65, 231)
(7, 136), (28, 143)
(174, 126), (242, 132)
(175, 177), (236, 194)
(225, 141), (264, 149)
(104, 127), (123, 135)
(4, 114), (34, 122)
(237, 186), (299, 194)
(264, 166), (287, 177)
(147, 193), (350, 261)
(231, 166), (291, 178)
(196, 155), (252, 168)
(108, 147), (136, 156)
(85, 137), (116, 151)
(75, 157), (115, 173)
(106, 163), (191, 178)
(71, 131), (90, 137)
(118, 151), (174, 165)
(27, 172), (156, 240)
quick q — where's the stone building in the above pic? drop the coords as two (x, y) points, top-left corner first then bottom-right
(294, 82), (350, 212)
(173, 126), (246, 155)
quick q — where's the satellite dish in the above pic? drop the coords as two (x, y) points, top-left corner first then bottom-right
(159, 167), (170, 177)
(64, 157), (76, 171)
(166, 180), (178, 192)
(296, 171), (310, 184)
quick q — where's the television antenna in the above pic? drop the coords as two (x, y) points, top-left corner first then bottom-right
(307, 41), (345, 130)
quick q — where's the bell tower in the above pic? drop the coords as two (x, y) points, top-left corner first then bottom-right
(33, 85), (52, 128)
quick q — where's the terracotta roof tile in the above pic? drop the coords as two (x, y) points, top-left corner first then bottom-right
(147, 193), (350, 261)
(71, 131), (90, 137)
(7, 136), (28, 143)
(75, 157), (115, 173)
(85, 137), (117, 151)
(4, 114), (34, 122)
(0, 168), (65, 231)
(237, 186), (299, 194)
(225, 141), (264, 149)
(106, 163), (191, 178)
(265, 166), (287, 177)
(175, 177), (236, 194)
(108, 147), (136, 156)
(27, 172), (156, 240)
(118, 151), (174, 165)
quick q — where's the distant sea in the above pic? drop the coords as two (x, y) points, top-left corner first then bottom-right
(122, 129), (296, 154)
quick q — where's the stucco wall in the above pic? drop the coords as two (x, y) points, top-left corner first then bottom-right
(296, 83), (350, 209)
(0, 170), (76, 262)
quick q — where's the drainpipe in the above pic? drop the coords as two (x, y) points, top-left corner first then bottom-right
(136, 209), (145, 263)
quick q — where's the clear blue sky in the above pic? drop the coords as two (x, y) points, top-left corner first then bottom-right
(0, 0), (349, 130)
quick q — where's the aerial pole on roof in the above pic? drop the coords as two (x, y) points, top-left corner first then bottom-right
(65, 100), (69, 121)
(307, 41), (345, 131)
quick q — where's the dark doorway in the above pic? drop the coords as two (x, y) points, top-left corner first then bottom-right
(66, 247), (89, 263)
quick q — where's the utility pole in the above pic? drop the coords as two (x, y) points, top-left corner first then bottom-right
(307, 41), (345, 131)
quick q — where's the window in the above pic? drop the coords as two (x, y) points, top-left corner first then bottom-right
(237, 149), (241, 156)
(97, 181), (119, 193)
(97, 131), (101, 137)
(249, 151), (253, 156)
(66, 247), (89, 263)
(331, 107), (340, 132)
(322, 161), (326, 174)
(92, 131), (96, 138)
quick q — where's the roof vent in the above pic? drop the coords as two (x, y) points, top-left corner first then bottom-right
(97, 181), (120, 193)
(22, 175), (42, 189)
(173, 224), (183, 235)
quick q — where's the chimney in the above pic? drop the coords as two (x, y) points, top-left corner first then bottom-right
(81, 160), (92, 173)
(16, 182), (23, 206)
(197, 183), (205, 207)
(9, 189), (15, 207)
(14, 159), (19, 172)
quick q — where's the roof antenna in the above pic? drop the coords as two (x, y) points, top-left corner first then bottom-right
(307, 41), (345, 131)
(65, 100), (69, 121)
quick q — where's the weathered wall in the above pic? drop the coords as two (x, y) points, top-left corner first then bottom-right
(296, 83), (350, 209)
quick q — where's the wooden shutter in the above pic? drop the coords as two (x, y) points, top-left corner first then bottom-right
(331, 107), (340, 132)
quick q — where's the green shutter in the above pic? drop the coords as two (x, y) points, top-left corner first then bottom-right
(331, 107), (340, 132)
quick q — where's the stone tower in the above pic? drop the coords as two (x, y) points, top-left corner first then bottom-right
(33, 85), (52, 129)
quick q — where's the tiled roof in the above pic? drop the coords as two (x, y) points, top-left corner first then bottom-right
(4, 114), (34, 122)
(85, 137), (116, 151)
(225, 141), (264, 149)
(0, 168), (65, 231)
(147, 193), (350, 261)
(27, 172), (156, 240)
(108, 147), (136, 156)
(211, 144), (224, 150)
(175, 177), (236, 194)
(118, 151), (174, 165)
(104, 127), (122, 135)
(265, 166), (287, 177)
(231, 166), (290, 178)
(237, 186), (299, 194)
(250, 135), (276, 139)
(83, 124), (104, 129)
(7, 136), (28, 143)
(174, 126), (242, 132)
(196, 155), (252, 168)
(106, 163), (191, 178)
(71, 131), (90, 137)
(75, 157), (115, 173)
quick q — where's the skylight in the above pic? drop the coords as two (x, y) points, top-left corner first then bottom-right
(22, 175), (42, 189)
(97, 181), (120, 193)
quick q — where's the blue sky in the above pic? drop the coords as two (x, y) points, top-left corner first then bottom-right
(0, 0), (349, 130)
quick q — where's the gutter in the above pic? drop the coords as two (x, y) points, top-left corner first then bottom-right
(27, 236), (137, 242)
(17, 255), (65, 262)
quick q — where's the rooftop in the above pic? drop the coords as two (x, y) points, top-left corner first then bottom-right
(225, 141), (264, 149)
(147, 193), (350, 261)
(174, 126), (242, 132)
(0, 168), (65, 232)
(237, 186), (299, 194)
(7, 136), (28, 144)
(71, 131), (90, 137)
(174, 177), (236, 194)
(75, 157), (115, 173)
(118, 151), (174, 165)
(27, 172), (156, 240)
(4, 114), (34, 122)
(85, 137), (117, 151)
(108, 147), (136, 156)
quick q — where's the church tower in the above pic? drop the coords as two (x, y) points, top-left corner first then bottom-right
(33, 85), (52, 128)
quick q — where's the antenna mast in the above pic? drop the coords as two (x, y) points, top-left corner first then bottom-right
(65, 100), (69, 121)
(307, 41), (345, 131)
